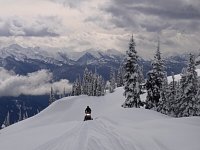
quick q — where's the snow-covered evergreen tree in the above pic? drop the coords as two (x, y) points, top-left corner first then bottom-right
(49, 87), (56, 105)
(91, 72), (105, 96)
(195, 78), (200, 116)
(146, 40), (167, 109)
(21, 101), (28, 120)
(77, 75), (82, 95)
(72, 68), (105, 97)
(176, 54), (199, 117)
(18, 105), (22, 122)
(96, 75), (105, 96)
(23, 111), (28, 120)
(170, 73), (177, 103)
(109, 67), (116, 93)
(2, 111), (10, 128)
(71, 77), (82, 96)
(167, 73), (179, 116)
(116, 65), (124, 87)
(100, 75), (106, 96)
(92, 73), (98, 96)
(15, 101), (22, 122)
(122, 36), (143, 108)
(87, 71), (94, 96)
(158, 72), (178, 116)
(82, 68), (90, 95)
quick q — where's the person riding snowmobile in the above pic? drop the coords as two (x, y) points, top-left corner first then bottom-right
(84, 106), (92, 121)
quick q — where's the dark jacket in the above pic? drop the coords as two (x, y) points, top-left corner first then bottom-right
(85, 106), (91, 114)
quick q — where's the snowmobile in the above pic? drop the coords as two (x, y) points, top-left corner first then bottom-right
(84, 113), (93, 121)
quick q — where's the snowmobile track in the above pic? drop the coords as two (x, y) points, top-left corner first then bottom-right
(33, 118), (159, 150)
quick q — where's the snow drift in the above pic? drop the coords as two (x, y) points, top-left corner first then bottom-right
(0, 87), (200, 150)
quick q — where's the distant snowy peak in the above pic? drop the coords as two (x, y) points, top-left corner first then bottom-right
(0, 44), (124, 65)
(63, 50), (102, 61)
(1, 44), (50, 60)
(105, 49), (124, 57)
(63, 48), (124, 61)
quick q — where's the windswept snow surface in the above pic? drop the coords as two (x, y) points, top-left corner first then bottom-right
(0, 88), (200, 150)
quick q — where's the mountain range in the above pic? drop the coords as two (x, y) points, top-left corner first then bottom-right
(0, 44), (197, 127)
(0, 44), (126, 81)
(0, 44), (124, 65)
(0, 44), (193, 81)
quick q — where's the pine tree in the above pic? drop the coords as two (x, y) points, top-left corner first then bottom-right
(92, 73), (98, 96)
(195, 79), (200, 116)
(87, 71), (93, 96)
(22, 101), (27, 120)
(146, 40), (167, 109)
(72, 68), (105, 97)
(16, 100), (22, 122)
(82, 68), (90, 95)
(176, 54), (199, 117)
(99, 76), (105, 96)
(18, 105), (22, 121)
(72, 68), (105, 96)
(167, 73), (178, 116)
(77, 75), (82, 95)
(2, 111), (10, 128)
(158, 73), (177, 116)
(122, 36), (143, 108)
(96, 75), (105, 96)
(116, 65), (124, 87)
(49, 87), (56, 105)
(170, 73), (177, 103)
(109, 67), (116, 93)
(71, 75), (82, 96)
(23, 111), (28, 120)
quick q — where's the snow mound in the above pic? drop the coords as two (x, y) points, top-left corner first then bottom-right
(167, 69), (200, 83)
(0, 88), (200, 150)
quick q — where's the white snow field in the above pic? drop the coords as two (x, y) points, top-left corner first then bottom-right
(0, 87), (200, 150)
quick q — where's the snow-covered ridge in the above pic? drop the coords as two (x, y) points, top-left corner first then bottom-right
(0, 88), (200, 150)
(0, 44), (124, 65)
(167, 69), (200, 83)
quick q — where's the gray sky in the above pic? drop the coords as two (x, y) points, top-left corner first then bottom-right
(0, 0), (199, 58)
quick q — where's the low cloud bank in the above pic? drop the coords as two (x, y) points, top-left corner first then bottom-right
(0, 68), (72, 97)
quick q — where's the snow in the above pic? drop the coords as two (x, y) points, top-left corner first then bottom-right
(0, 87), (200, 150)
(167, 69), (200, 82)
(0, 45), (124, 64)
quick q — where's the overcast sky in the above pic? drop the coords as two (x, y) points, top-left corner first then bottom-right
(0, 0), (199, 58)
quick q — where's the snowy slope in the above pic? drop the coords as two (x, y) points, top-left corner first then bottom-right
(167, 69), (200, 83)
(0, 88), (200, 150)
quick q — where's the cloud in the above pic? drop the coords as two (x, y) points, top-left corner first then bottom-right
(130, 5), (200, 20)
(0, 68), (72, 97)
(104, 0), (200, 30)
(95, 0), (200, 57)
(0, 0), (199, 58)
(0, 16), (64, 37)
(50, 0), (86, 8)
